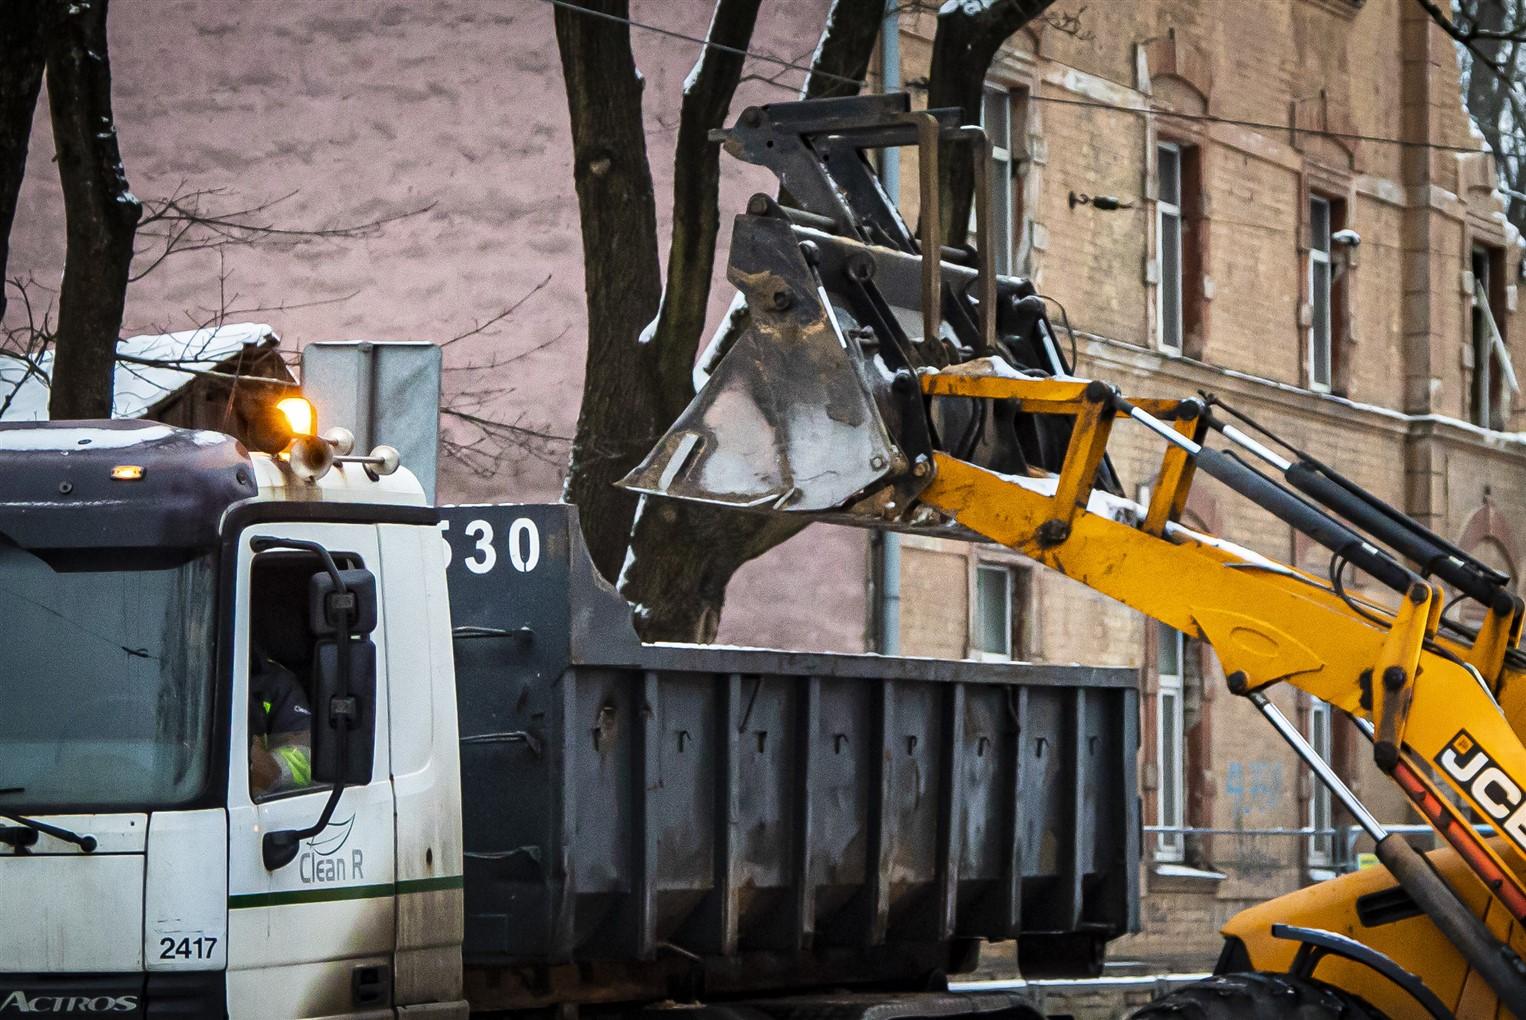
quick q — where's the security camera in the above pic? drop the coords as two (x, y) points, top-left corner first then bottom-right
(1331, 228), (1361, 248)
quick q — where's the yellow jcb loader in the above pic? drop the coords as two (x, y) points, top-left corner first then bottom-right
(623, 94), (1526, 1019)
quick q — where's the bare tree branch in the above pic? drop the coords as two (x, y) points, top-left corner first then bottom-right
(616, 0), (894, 641)
(129, 186), (432, 283)
(441, 407), (572, 444)
(1451, 0), (1526, 234)
(442, 272), (552, 346)
(647, 0), (762, 422)
(109, 352), (292, 387)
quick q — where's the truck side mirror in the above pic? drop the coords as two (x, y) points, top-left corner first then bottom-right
(303, 571), (375, 787)
(310, 637), (376, 786)
(308, 568), (378, 786)
(309, 567), (377, 636)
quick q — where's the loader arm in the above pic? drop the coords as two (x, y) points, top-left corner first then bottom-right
(902, 376), (1526, 1016)
(624, 94), (1526, 1016)
(912, 381), (1526, 921)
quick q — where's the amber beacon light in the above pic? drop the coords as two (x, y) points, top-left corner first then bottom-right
(276, 396), (316, 437)
(261, 393), (402, 484)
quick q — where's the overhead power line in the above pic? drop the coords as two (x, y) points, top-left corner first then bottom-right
(542, 0), (861, 89)
(539, 0), (1521, 155)
(1028, 93), (1494, 154)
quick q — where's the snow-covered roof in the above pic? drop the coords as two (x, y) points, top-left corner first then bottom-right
(0, 322), (280, 421)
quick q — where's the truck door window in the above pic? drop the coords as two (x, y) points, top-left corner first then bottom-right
(247, 549), (359, 802)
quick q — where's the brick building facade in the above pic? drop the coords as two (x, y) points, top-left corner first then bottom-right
(882, 0), (1526, 969)
(5, 0), (1523, 975)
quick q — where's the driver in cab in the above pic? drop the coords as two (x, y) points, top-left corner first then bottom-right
(249, 648), (314, 798)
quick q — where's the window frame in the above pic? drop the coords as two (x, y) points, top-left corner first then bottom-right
(970, 560), (1017, 661)
(1308, 195), (1334, 393)
(979, 83), (1027, 277)
(1307, 698), (1335, 868)
(1155, 622), (1187, 862)
(245, 546), (362, 804)
(1471, 245), (1516, 430)
(1155, 142), (1185, 354)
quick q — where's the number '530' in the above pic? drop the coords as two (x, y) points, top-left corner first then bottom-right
(439, 517), (540, 574)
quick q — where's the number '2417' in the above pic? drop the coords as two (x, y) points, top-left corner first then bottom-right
(159, 935), (217, 960)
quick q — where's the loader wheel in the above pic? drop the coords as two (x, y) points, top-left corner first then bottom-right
(1129, 972), (1388, 1019)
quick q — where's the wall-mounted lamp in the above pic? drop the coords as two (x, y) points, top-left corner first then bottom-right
(1332, 228), (1360, 281)
(1069, 191), (1134, 211)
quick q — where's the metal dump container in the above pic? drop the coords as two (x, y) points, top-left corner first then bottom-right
(443, 504), (1138, 1009)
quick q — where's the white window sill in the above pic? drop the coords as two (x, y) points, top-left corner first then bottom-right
(1153, 863), (1226, 881)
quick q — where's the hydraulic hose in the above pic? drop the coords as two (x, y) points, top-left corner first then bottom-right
(1116, 393), (1418, 596)
(1191, 448), (1416, 594)
(1285, 461), (1515, 614)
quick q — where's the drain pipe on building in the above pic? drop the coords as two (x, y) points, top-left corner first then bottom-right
(874, 0), (903, 656)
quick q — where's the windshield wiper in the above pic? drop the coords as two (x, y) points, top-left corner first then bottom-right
(0, 813), (97, 853)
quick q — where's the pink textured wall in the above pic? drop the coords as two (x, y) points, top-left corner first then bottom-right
(7, 0), (869, 652)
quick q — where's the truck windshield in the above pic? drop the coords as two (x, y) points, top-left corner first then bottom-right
(0, 543), (216, 811)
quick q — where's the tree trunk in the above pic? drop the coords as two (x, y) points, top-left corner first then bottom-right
(554, 0), (666, 582)
(801, 0), (888, 100)
(647, 0), (763, 420)
(0, 1), (51, 324)
(561, 0), (1055, 643)
(926, 0), (1055, 247)
(47, 0), (141, 420)
(617, 0), (886, 642)
(624, 497), (809, 642)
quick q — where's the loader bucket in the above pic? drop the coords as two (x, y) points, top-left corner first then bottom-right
(621, 94), (1113, 524)
(620, 213), (902, 513)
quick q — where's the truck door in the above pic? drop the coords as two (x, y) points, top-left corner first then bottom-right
(224, 522), (397, 1018)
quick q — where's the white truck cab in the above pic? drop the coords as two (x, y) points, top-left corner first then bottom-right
(0, 417), (465, 1019)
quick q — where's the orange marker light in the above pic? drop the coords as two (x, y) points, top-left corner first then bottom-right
(276, 396), (316, 437)
(110, 465), (145, 481)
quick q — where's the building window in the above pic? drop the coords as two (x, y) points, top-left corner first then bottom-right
(971, 561), (1021, 660)
(1308, 197), (1333, 392)
(1156, 622), (1186, 861)
(1304, 192), (1350, 394)
(1307, 698), (1335, 868)
(980, 85), (1027, 275)
(1156, 144), (1183, 353)
(1471, 246), (1516, 430)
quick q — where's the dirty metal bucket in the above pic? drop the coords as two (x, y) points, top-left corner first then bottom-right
(622, 94), (1112, 523)
(620, 213), (903, 514)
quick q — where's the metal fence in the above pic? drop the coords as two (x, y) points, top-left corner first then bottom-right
(1144, 823), (1494, 876)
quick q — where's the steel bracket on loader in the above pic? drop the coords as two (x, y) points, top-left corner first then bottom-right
(621, 93), (1118, 526)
